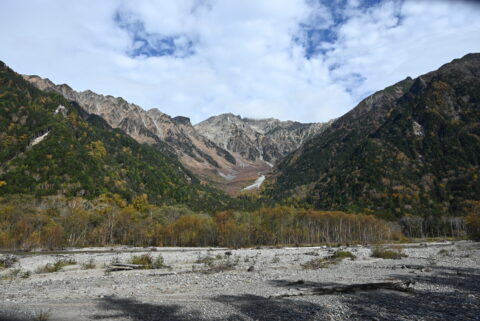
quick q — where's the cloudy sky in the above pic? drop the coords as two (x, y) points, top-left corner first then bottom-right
(1, 0), (480, 124)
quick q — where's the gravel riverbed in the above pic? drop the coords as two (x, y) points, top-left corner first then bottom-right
(1, 241), (479, 321)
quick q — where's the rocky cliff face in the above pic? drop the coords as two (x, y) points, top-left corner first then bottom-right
(195, 114), (331, 164)
(22, 75), (237, 173)
(23, 75), (330, 194)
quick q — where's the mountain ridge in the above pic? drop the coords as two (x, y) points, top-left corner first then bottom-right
(195, 113), (331, 164)
(23, 75), (330, 194)
(0, 60), (240, 211)
(263, 53), (480, 217)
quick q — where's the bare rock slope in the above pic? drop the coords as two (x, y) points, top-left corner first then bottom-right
(22, 75), (238, 176)
(195, 113), (331, 164)
(23, 76), (329, 194)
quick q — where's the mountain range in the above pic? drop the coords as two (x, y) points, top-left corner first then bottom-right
(0, 61), (241, 211)
(22, 75), (329, 194)
(1, 53), (479, 216)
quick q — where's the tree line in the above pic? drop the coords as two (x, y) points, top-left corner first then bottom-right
(0, 195), (477, 250)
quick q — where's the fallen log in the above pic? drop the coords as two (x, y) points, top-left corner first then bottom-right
(110, 263), (145, 268)
(106, 263), (146, 272)
(269, 280), (414, 299)
(106, 266), (134, 272)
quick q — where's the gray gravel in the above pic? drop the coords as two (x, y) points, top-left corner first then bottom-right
(0, 241), (479, 321)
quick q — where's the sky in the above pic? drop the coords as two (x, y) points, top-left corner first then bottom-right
(1, 0), (480, 124)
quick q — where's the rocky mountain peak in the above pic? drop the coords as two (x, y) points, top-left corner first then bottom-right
(195, 113), (331, 164)
(22, 75), (237, 173)
(173, 116), (192, 126)
(23, 75), (331, 195)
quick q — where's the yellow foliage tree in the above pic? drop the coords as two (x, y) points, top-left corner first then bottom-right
(88, 140), (107, 159)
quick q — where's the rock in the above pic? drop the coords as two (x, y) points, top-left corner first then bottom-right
(195, 113), (330, 164)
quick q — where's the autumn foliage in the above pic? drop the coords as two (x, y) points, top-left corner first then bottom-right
(0, 194), (399, 250)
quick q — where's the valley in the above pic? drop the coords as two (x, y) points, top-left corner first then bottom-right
(1, 241), (479, 321)
(1, 1), (480, 320)
(22, 76), (328, 195)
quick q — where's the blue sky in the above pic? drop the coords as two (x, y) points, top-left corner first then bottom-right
(1, 0), (480, 123)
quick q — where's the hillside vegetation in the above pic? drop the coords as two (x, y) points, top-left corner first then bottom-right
(0, 61), (244, 212)
(1, 55), (480, 250)
(264, 53), (480, 218)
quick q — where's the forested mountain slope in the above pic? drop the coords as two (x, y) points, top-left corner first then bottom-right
(22, 74), (238, 170)
(263, 53), (480, 217)
(0, 61), (236, 211)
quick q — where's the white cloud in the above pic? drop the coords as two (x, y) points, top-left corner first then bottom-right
(0, 0), (479, 124)
(325, 0), (480, 99)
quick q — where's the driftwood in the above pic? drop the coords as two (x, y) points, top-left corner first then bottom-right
(106, 266), (134, 272)
(106, 263), (145, 272)
(111, 263), (144, 268)
(269, 280), (414, 299)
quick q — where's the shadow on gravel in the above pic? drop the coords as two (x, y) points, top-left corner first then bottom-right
(214, 294), (324, 321)
(0, 311), (33, 321)
(93, 294), (325, 321)
(342, 266), (480, 321)
(93, 297), (212, 321)
(91, 266), (480, 320)
(267, 265), (480, 321)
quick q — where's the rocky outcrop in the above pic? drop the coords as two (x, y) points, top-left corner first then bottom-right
(23, 75), (237, 173)
(195, 113), (331, 163)
(23, 75), (331, 194)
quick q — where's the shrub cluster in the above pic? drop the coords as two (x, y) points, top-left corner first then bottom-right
(36, 258), (77, 273)
(371, 247), (407, 259)
(128, 254), (165, 269)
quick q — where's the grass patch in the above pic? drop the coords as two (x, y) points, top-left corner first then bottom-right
(302, 250), (355, 269)
(371, 247), (407, 259)
(1, 268), (20, 280)
(1, 269), (30, 280)
(128, 254), (166, 269)
(332, 250), (356, 260)
(302, 258), (336, 269)
(36, 258), (76, 273)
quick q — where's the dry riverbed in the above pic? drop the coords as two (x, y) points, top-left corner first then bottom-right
(1, 241), (479, 321)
